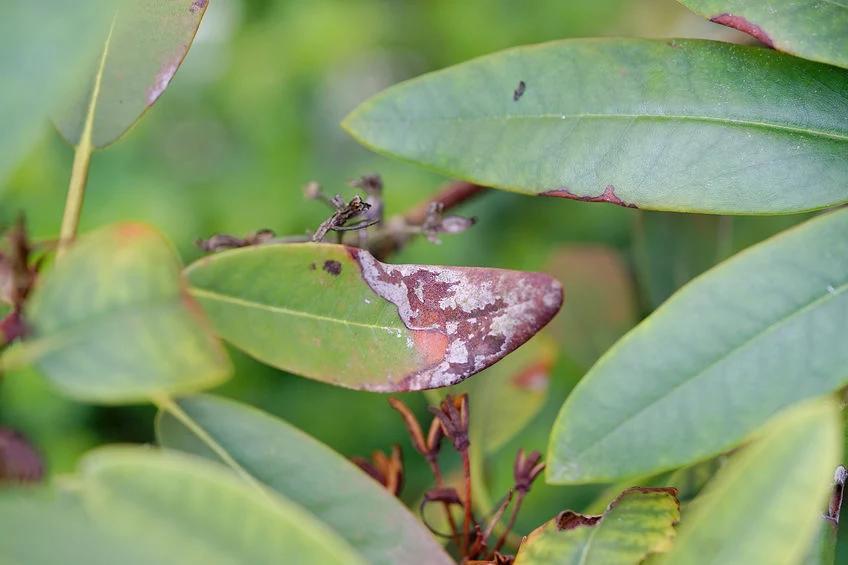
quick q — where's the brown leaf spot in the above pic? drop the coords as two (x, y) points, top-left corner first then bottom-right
(512, 361), (550, 392)
(309, 262), (316, 270)
(347, 248), (563, 391)
(323, 260), (342, 276)
(542, 185), (637, 208)
(710, 14), (774, 47)
(190, 0), (209, 12)
(513, 80), (526, 101)
(609, 486), (681, 514)
(556, 510), (602, 531)
(0, 428), (43, 483)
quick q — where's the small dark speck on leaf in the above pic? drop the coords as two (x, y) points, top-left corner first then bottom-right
(323, 260), (342, 276)
(309, 263), (316, 271)
(513, 80), (526, 101)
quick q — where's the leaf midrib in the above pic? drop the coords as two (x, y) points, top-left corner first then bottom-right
(569, 278), (848, 467)
(361, 114), (848, 142)
(189, 287), (403, 333)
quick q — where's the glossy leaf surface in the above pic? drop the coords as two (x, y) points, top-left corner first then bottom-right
(21, 223), (230, 403)
(678, 0), (848, 69)
(156, 394), (454, 565)
(548, 207), (848, 483)
(655, 398), (840, 565)
(514, 487), (680, 564)
(344, 39), (848, 214)
(185, 243), (562, 391)
(53, 0), (208, 148)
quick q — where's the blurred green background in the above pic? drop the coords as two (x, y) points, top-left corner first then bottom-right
(0, 0), (824, 548)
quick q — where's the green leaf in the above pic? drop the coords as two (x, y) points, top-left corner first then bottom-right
(19, 223), (230, 403)
(184, 243), (562, 391)
(78, 446), (366, 565)
(343, 39), (848, 214)
(0, 0), (113, 185)
(546, 245), (637, 369)
(0, 490), (163, 565)
(547, 207), (848, 483)
(53, 0), (207, 148)
(678, 0), (848, 70)
(654, 398), (841, 565)
(513, 486), (680, 564)
(155, 394), (454, 565)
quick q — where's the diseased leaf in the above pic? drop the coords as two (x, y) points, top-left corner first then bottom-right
(678, 0), (848, 70)
(0, 0), (113, 186)
(548, 208), (848, 483)
(801, 465), (846, 565)
(545, 245), (637, 369)
(184, 243), (562, 391)
(343, 39), (848, 214)
(654, 398), (841, 565)
(439, 333), (555, 457)
(53, 0), (208, 148)
(78, 446), (366, 565)
(19, 223), (230, 403)
(514, 487), (680, 564)
(156, 394), (454, 565)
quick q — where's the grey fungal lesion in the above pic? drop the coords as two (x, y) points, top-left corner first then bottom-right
(349, 248), (563, 391)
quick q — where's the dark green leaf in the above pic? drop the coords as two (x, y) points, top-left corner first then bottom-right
(678, 0), (848, 70)
(19, 223), (230, 403)
(548, 207), (848, 483)
(53, 0), (208, 148)
(343, 39), (848, 214)
(184, 243), (562, 391)
(654, 398), (840, 564)
(156, 394), (454, 565)
(514, 487), (680, 564)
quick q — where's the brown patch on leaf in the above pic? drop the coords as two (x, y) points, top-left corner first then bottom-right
(556, 510), (602, 531)
(322, 260), (342, 276)
(513, 80), (526, 101)
(0, 428), (43, 483)
(347, 248), (563, 391)
(710, 14), (774, 47)
(512, 361), (550, 392)
(542, 185), (637, 208)
(609, 486), (680, 513)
